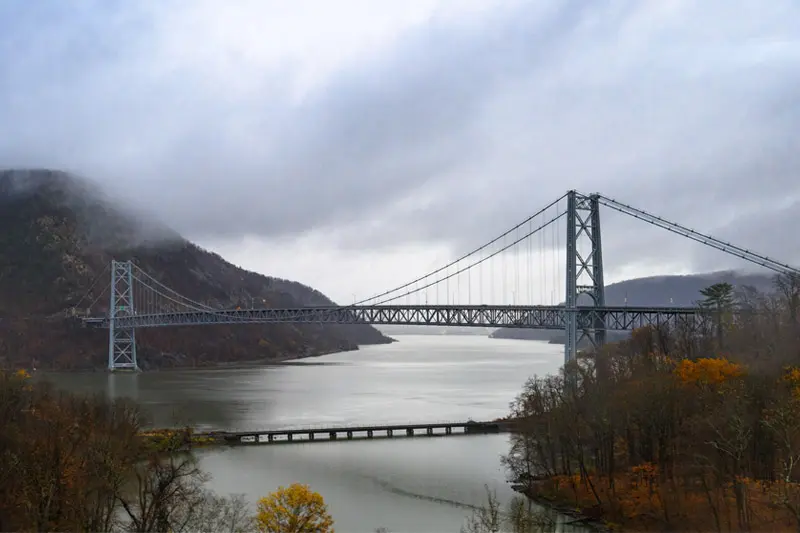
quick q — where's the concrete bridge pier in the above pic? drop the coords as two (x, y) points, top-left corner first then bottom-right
(445, 426), (452, 435)
(329, 432), (337, 440)
(426, 427), (433, 436)
(387, 429), (393, 437)
(367, 429), (374, 438)
(406, 428), (414, 437)
(309, 432), (315, 441)
(346, 430), (353, 439)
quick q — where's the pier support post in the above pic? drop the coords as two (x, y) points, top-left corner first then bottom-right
(367, 430), (373, 438)
(406, 428), (414, 437)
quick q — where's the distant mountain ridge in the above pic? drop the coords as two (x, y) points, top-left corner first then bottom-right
(490, 271), (776, 342)
(0, 169), (393, 370)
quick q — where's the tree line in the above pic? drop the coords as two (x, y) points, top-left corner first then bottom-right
(5, 274), (798, 532)
(0, 369), (244, 531)
(0, 366), (523, 533)
(502, 273), (800, 531)
(0, 368), (342, 532)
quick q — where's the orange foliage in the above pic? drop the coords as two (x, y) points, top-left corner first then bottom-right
(509, 280), (800, 532)
(674, 357), (745, 385)
(783, 367), (800, 398)
(0, 373), (143, 532)
(532, 471), (798, 532)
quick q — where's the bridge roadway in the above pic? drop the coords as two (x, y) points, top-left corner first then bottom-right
(202, 420), (508, 445)
(83, 304), (708, 330)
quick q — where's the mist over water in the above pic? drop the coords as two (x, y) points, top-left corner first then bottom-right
(42, 335), (586, 532)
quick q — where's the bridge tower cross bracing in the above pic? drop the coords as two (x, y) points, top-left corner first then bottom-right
(108, 260), (139, 372)
(564, 190), (606, 363)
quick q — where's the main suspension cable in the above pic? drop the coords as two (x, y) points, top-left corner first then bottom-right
(372, 210), (567, 305)
(354, 193), (569, 306)
(129, 263), (216, 310)
(71, 263), (110, 310)
(597, 193), (799, 276)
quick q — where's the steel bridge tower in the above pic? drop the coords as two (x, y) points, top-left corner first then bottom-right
(108, 260), (139, 371)
(564, 191), (606, 363)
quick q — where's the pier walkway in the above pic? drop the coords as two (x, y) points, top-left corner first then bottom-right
(203, 420), (507, 445)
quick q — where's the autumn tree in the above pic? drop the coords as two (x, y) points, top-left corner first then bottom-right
(763, 367), (800, 525)
(117, 450), (209, 533)
(255, 483), (334, 533)
(502, 275), (800, 531)
(0, 367), (257, 533)
(0, 370), (143, 532)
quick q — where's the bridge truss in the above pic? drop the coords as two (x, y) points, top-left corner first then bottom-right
(86, 300), (708, 331)
(77, 189), (799, 371)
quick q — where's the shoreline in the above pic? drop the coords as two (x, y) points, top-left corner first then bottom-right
(511, 483), (613, 533)
(143, 429), (611, 531)
(32, 336), (398, 374)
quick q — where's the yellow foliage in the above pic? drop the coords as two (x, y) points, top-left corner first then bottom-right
(674, 357), (744, 385)
(256, 483), (334, 533)
(784, 367), (800, 383)
(14, 369), (31, 380)
(782, 367), (800, 398)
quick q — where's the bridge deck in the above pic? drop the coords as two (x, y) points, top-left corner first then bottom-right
(203, 420), (506, 445)
(83, 304), (709, 330)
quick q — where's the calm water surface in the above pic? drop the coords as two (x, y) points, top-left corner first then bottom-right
(43, 335), (583, 532)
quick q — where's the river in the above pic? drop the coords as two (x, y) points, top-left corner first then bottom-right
(41, 334), (585, 532)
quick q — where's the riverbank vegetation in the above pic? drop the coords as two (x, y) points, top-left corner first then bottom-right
(504, 274), (800, 531)
(6, 275), (798, 531)
(0, 369), (258, 532)
(0, 368), (509, 532)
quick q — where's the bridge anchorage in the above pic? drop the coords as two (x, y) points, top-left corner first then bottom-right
(79, 190), (799, 372)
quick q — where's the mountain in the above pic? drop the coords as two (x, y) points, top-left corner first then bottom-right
(490, 271), (776, 342)
(0, 169), (393, 370)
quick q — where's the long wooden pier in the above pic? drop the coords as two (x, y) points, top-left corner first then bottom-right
(203, 420), (507, 445)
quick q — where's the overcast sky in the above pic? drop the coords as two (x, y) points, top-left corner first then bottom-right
(1, 0), (799, 304)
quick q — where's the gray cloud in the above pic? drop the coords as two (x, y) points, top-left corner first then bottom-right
(1, 0), (799, 278)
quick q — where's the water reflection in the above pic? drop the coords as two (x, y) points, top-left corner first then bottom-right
(41, 335), (586, 532)
(107, 372), (139, 402)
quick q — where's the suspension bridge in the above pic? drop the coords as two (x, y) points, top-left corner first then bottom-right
(75, 190), (799, 371)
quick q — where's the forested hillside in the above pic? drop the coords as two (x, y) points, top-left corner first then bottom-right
(0, 169), (392, 370)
